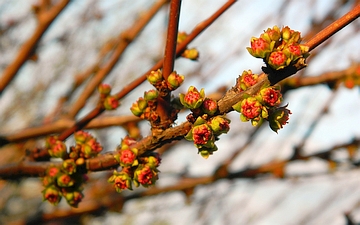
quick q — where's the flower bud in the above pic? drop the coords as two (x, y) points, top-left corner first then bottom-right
(259, 86), (282, 107)
(262, 26), (281, 42)
(133, 165), (158, 187)
(268, 106), (292, 133)
(182, 48), (199, 60)
(202, 98), (218, 116)
(108, 170), (133, 192)
(115, 148), (138, 168)
(98, 83), (112, 95)
(57, 174), (75, 187)
(268, 51), (290, 70)
(74, 131), (91, 144)
(48, 140), (67, 159)
(62, 159), (77, 175)
(177, 32), (188, 43)
(233, 97), (262, 122)
(209, 116), (230, 135)
(141, 152), (161, 169)
(147, 69), (163, 85)
(192, 124), (214, 145)
(237, 70), (259, 91)
(144, 89), (159, 101)
(64, 190), (83, 207)
(104, 95), (120, 110)
(42, 185), (61, 205)
(130, 97), (148, 117)
(246, 37), (274, 58)
(167, 71), (185, 90)
(179, 86), (205, 109)
(120, 136), (137, 149)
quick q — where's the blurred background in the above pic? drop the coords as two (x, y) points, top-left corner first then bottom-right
(1, 0), (360, 224)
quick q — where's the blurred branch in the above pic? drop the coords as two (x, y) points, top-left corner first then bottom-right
(0, 0), (70, 95)
(305, 3), (360, 51)
(66, 0), (169, 119)
(3, 115), (140, 144)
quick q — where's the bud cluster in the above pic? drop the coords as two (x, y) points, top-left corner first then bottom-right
(98, 84), (120, 110)
(42, 164), (85, 207)
(185, 115), (230, 159)
(146, 69), (184, 92)
(233, 72), (291, 132)
(108, 136), (161, 192)
(246, 26), (309, 70)
(131, 70), (184, 124)
(43, 131), (103, 207)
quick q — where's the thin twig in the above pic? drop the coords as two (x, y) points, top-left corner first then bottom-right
(0, 0), (70, 95)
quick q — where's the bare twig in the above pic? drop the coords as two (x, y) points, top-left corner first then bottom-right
(0, 0), (70, 95)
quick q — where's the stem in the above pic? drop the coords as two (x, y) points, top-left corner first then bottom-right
(162, 0), (181, 80)
(0, 0), (70, 95)
(305, 3), (360, 51)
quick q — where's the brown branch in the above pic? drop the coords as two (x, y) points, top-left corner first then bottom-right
(3, 115), (140, 144)
(305, 3), (360, 51)
(0, 0), (70, 95)
(66, 0), (168, 119)
(162, 0), (181, 79)
(114, 0), (238, 100)
(2, 0), (358, 178)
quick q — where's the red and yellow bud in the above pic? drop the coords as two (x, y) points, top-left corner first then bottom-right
(104, 95), (119, 110)
(130, 97), (148, 117)
(202, 98), (218, 116)
(133, 165), (158, 187)
(108, 170), (133, 192)
(147, 69), (163, 85)
(209, 116), (230, 135)
(259, 86), (282, 107)
(182, 48), (199, 60)
(167, 71), (185, 90)
(98, 83), (112, 96)
(63, 190), (83, 208)
(62, 159), (77, 175)
(179, 86), (205, 109)
(144, 89), (159, 101)
(42, 185), (61, 205)
(57, 174), (75, 187)
(115, 148), (138, 168)
(268, 106), (292, 133)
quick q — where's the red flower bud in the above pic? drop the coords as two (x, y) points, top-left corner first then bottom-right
(108, 170), (133, 192)
(202, 98), (218, 115)
(192, 124), (213, 145)
(104, 95), (119, 110)
(48, 140), (67, 159)
(62, 159), (77, 175)
(98, 83), (111, 95)
(64, 190), (83, 208)
(147, 69), (163, 85)
(237, 70), (259, 91)
(238, 97), (262, 121)
(57, 174), (75, 187)
(42, 185), (61, 205)
(116, 148), (138, 167)
(246, 37), (274, 58)
(268, 106), (292, 133)
(179, 86), (205, 109)
(209, 116), (230, 135)
(134, 165), (158, 187)
(167, 71), (185, 90)
(259, 86), (282, 107)
(268, 51), (290, 70)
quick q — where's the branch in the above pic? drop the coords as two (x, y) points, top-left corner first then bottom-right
(0, 0), (70, 95)
(66, 0), (168, 119)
